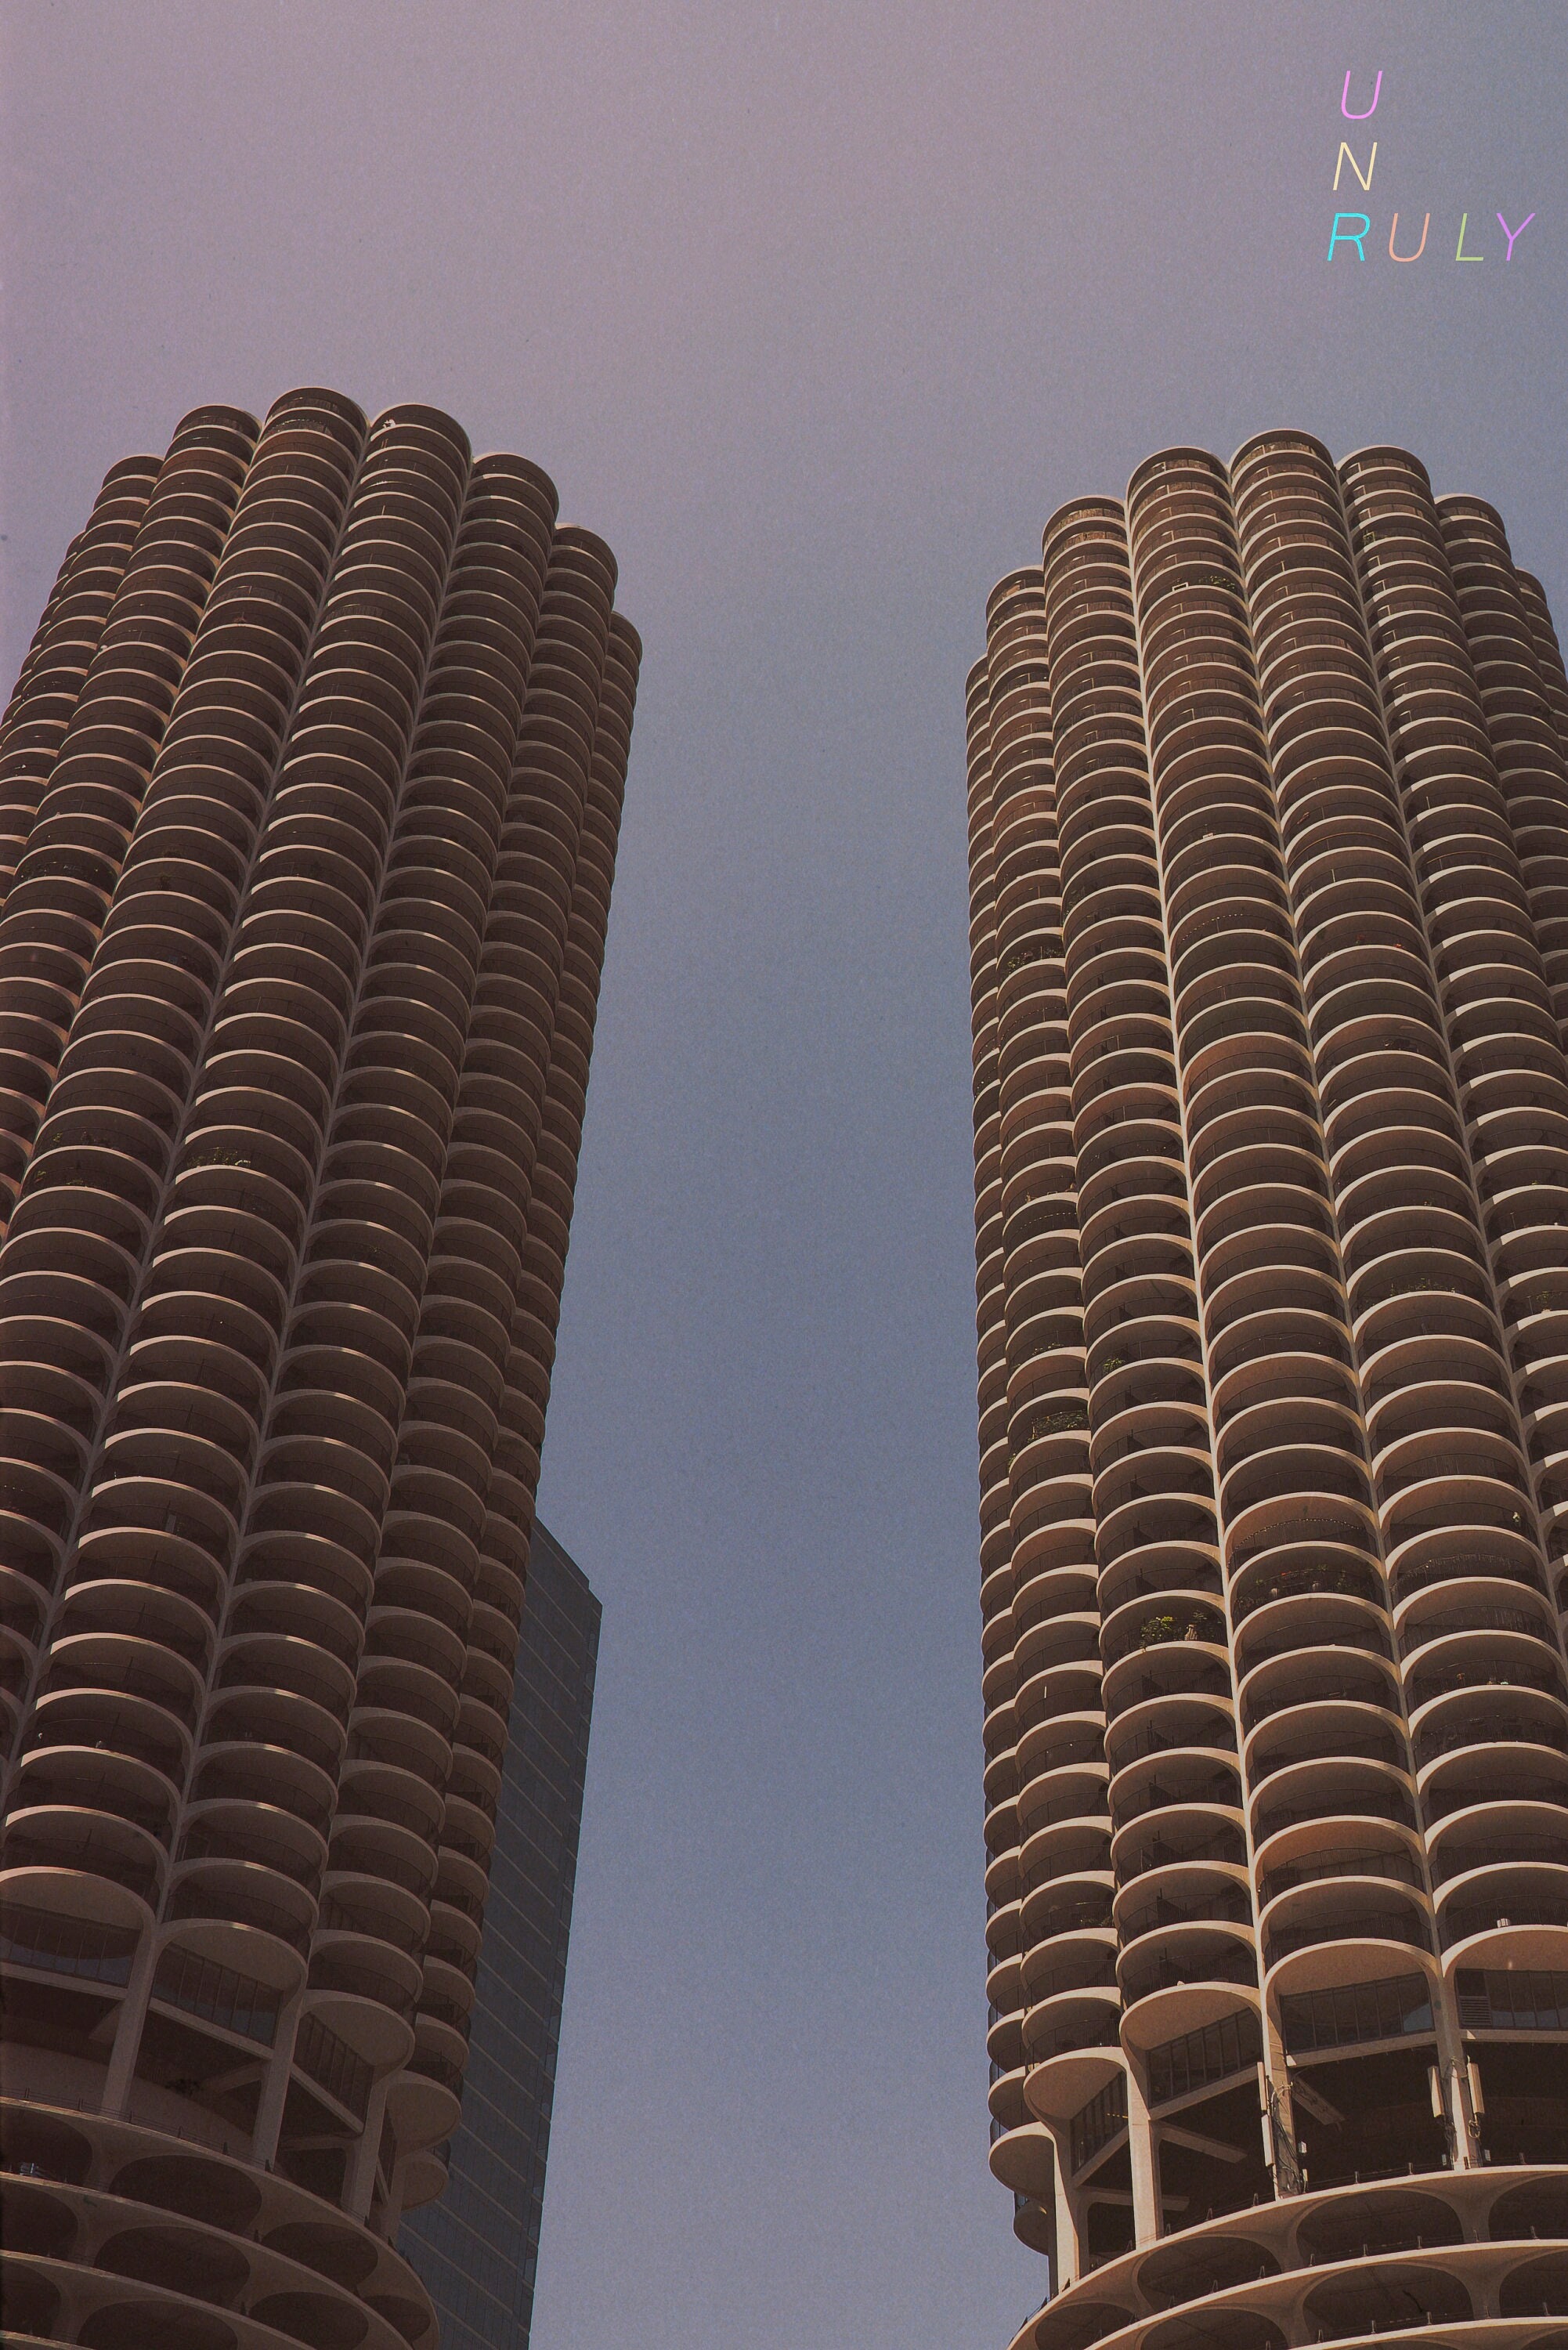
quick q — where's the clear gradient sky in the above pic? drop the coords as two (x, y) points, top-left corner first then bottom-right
(2, 5), (1565, 2345)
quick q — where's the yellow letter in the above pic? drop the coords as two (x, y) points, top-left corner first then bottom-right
(1333, 140), (1377, 192)
(1455, 212), (1484, 260)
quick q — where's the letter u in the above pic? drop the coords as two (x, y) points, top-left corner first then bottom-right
(1389, 212), (1429, 262)
(1342, 68), (1382, 119)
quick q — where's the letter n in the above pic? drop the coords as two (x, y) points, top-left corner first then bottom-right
(1333, 141), (1376, 192)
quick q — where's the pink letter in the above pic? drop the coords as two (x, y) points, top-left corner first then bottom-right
(1498, 211), (1537, 259)
(1342, 69), (1382, 119)
(1389, 212), (1429, 262)
(1455, 212), (1484, 261)
(1328, 212), (1371, 260)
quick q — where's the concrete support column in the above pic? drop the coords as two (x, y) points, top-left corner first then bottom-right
(381, 2146), (412, 2239)
(343, 2074), (394, 2222)
(1125, 2062), (1161, 2245)
(1050, 2128), (1085, 2297)
(250, 1985), (308, 2171)
(1431, 1983), (1479, 2173)
(100, 1931), (161, 2119)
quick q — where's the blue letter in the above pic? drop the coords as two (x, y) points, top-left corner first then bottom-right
(1328, 212), (1371, 260)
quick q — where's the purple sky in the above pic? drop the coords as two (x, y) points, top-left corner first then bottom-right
(3, 5), (1565, 2344)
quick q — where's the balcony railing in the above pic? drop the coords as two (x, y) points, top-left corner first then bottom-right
(1279, 1971), (1432, 2056)
(0, 1907), (138, 1987)
(152, 1944), (280, 2047)
(1454, 1966), (1568, 2032)
(178, 1817), (320, 1885)
(1147, 2008), (1262, 2107)
(296, 2011), (372, 2120)
(1441, 1895), (1568, 1948)
(1120, 1888), (1252, 1941)
(1263, 1846), (1424, 1900)
(1266, 1907), (1431, 1966)
(1398, 1605), (1548, 1658)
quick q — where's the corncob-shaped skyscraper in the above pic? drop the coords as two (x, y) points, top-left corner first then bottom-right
(0, 388), (638, 2350)
(970, 435), (1568, 2350)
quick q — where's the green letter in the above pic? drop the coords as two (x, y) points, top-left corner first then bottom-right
(1455, 212), (1484, 260)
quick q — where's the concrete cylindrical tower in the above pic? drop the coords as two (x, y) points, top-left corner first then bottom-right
(0, 390), (639, 2350)
(973, 437), (1568, 2350)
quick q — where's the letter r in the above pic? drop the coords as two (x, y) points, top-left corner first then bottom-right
(1328, 213), (1371, 260)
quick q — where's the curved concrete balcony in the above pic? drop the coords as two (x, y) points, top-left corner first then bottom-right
(1223, 1485), (1381, 1585)
(1020, 1664), (1104, 1758)
(186, 1754), (334, 1863)
(1413, 1678), (1568, 1773)
(1405, 1625), (1568, 1719)
(179, 1800), (325, 1893)
(317, 1871), (428, 1961)
(984, 1738), (1021, 1814)
(987, 1947), (1024, 2029)
(3, 1802), (167, 1903)
(1370, 1378), (1530, 1496)
(1112, 1802), (1247, 1889)
(28, 1685), (190, 1790)
(1021, 1824), (1114, 1913)
(1024, 1870), (1115, 1948)
(1112, 1754), (1245, 1846)
(1429, 1800), (1568, 1891)
(0, 2092), (435, 2350)
(45, 1631), (204, 1737)
(165, 1855), (317, 1958)
(201, 1687), (345, 1782)
(1256, 1817), (1425, 1905)
(1016, 1607), (1102, 1693)
(988, 2059), (1032, 2137)
(1019, 1759), (1111, 1851)
(985, 1784), (1023, 1866)
(1262, 1875), (1433, 1971)
(1251, 1752), (1418, 1850)
(1117, 1916), (1258, 2010)
(1245, 1695), (1413, 1790)
(1021, 1927), (1120, 2016)
(1114, 1857), (1251, 1939)
(1241, 1643), (1402, 1733)
(1421, 1736), (1568, 1835)
(1432, 1846), (1568, 1958)
(990, 2115), (1057, 2206)
(1105, 1693), (1237, 1781)
(1234, 1584), (1393, 1690)
(1022, 1979), (1124, 2071)
(1018, 1708), (1108, 1796)
(1009, 2157), (1568, 2348)
(1100, 1592), (1227, 1674)
(55, 1577), (213, 1675)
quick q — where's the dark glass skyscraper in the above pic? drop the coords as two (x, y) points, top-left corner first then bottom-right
(399, 1521), (599, 2350)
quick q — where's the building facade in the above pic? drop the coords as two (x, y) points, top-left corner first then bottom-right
(0, 389), (638, 2350)
(968, 435), (1568, 2348)
(399, 1520), (599, 2350)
